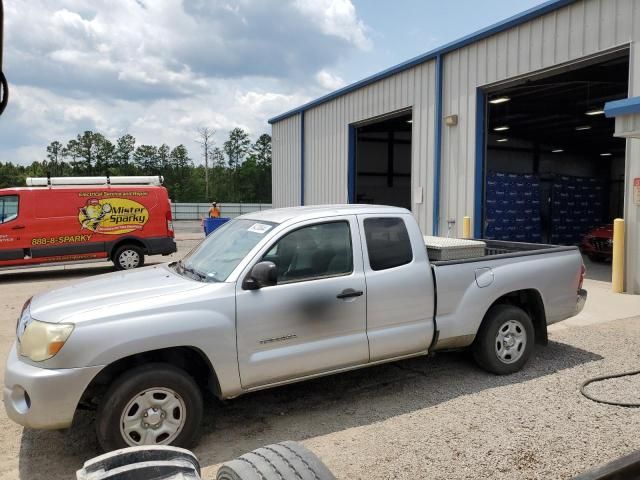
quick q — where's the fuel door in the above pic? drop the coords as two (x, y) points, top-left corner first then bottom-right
(475, 267), (494, 288)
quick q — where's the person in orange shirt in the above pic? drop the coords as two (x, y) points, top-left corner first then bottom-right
(209, 201), (221, 218)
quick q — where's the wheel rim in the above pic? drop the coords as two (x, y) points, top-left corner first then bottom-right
(495, 319), (527, 364)
(119, 388), (187, 446)
(119, 250), (140, 269)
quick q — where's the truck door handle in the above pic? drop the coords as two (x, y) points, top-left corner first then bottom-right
(11, 225), (25, 230)
(336, 288), (363, 299)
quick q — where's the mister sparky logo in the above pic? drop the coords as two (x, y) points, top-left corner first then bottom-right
(79, 198), (149, 235)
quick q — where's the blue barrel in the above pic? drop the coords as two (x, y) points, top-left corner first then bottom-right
(203, 217), (230, 235)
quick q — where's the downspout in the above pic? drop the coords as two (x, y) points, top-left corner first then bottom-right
(300, 111), (305, 206)
(432, 54), (444, 235)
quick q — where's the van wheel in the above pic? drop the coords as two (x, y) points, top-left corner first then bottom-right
(113, 245), (145, 270)
(472, 305), (534, 375)
(96, 363), (203, 452)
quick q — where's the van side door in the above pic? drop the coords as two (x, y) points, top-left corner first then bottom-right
(235, 216), (368, 389)
(357, 213), (435, 361)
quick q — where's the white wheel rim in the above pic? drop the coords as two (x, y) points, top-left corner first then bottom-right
(119, 250), (140, 269)
(495, 319), (527, 364)
(119, 387), (187, 446)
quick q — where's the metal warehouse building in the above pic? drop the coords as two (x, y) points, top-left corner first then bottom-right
(269, 0), (640, 293)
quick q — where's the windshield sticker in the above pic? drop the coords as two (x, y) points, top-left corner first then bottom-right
(247, 223), (272, 234)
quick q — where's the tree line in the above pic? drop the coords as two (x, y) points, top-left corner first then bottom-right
(0, 127), (272, 203)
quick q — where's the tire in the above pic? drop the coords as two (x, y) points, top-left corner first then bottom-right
(472, 304), (534, 375)
(113, 244), (145, 270)
(96, 363), (203, 452)
(217, 441), (336, 480)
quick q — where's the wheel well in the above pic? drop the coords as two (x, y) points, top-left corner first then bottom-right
(110, 238), (147, 259)
(79, 346), (220, 409)
(485, 289), (547, 345)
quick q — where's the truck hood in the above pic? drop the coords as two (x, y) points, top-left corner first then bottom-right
(30, 264), (205, 324)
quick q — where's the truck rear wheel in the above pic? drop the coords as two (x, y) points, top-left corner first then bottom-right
(113, 244), (145, 270)
(96, 363), (203, 452)
(472, 304), (534, 375)
(217, 441), (336, 480)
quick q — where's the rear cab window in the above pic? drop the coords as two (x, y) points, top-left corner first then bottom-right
(0, 195), (19, 224)
(363, 217), (413, 270)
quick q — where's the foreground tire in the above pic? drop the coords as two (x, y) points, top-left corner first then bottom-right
(96, 363), (203, 452)
(113, 244), (145, 270)
(472, 304), (534, 375)
(217, 441), (336, 480)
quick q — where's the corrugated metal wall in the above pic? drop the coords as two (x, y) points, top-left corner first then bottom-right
(271, 114), (301, 208)
(303, 61), (437, 234)
(441, 0), (640, 290)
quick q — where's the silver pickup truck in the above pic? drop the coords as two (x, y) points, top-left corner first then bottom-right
(4, 205), (587, 451)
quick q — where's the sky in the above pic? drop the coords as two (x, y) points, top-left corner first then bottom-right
(1, 0), (547, 165)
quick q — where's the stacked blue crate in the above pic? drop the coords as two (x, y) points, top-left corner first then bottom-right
(485, 171), (542, 242)
(549, 175), (605, 245)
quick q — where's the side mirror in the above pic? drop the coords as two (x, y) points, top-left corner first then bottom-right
(243, 261), (277, 290)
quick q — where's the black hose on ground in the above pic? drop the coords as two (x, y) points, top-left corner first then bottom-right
(580, 369), (640, 408)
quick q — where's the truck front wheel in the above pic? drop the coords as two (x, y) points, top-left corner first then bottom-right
(96, 363), (203, 452)
(472, 305), (534, 375)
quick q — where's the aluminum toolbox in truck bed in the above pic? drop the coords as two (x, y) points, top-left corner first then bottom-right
(424, 236), (487, 261)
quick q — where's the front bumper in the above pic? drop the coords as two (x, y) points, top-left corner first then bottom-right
(3, 343), (103, 430)
(575, 289), (588, 316)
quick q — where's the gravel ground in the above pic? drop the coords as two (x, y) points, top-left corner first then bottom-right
(0, 233), (638, 479)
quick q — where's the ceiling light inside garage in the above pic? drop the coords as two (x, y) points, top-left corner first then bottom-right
(489, 96), (511, 104)
(552, 149), (564, 153)
(600, 152), (612, 156)
(493, 126), (509, 131)
(575, 125), (592, 131)
(406, 120), (413, 123)
(496, 138), (508, 142)
(585, 109), (605, 116)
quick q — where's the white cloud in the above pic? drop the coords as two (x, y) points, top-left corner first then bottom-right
(315, 70), (345, 91)
(293, 0), (372, 51)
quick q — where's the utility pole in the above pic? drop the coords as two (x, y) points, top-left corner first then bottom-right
(196, 127), (215, 201)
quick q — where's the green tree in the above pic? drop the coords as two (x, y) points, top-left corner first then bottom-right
(114, 134), (136, 171)
(251, 133), (272, 167)
(45, 140), (65, 176)
(224, 127), (251, 169)
(133, 145), (159, 173)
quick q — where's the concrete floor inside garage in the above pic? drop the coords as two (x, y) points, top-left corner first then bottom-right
(482, 51), (629, 287)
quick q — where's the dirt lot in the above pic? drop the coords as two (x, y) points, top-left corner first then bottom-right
(0, 229), (639, 479)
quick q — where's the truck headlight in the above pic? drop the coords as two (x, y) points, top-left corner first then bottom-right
(18, 319), (74, 362)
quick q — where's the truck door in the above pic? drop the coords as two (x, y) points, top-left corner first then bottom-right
(235, 216), (368, 389)
(357, 213), (435, 361)
(0, 194), (27, 264)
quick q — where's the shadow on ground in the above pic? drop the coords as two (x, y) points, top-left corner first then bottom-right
(17, 339), (602, 479)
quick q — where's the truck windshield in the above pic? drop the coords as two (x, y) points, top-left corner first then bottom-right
(177, 218), (276, 282)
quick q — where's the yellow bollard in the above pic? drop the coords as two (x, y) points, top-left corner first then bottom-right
(462, 216), (471, 239)
(612, 218), (625, 293)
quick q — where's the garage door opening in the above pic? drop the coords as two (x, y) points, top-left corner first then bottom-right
(353, 112), (412, 209)
(482, 50), (629, 258)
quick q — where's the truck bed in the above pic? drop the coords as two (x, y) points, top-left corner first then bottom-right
(429, 239), (578, 266)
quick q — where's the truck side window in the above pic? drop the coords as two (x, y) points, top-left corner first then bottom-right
(363, 217), (413, 270)
(0, 195), (18, 224)
(263, 221), (353, 284)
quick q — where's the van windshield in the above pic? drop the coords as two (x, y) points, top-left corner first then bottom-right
(176, 219), (276, 282)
